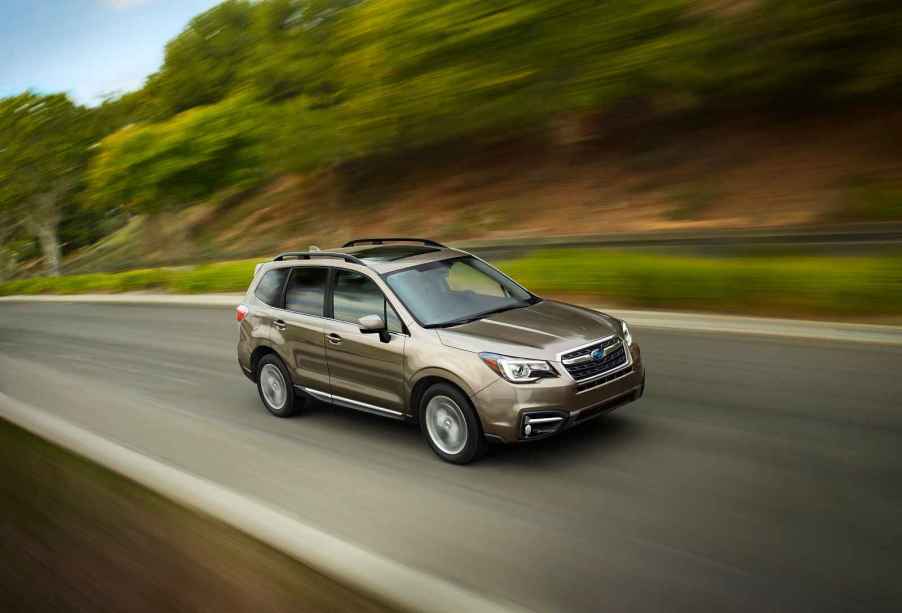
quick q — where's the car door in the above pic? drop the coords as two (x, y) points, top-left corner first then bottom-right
(323, 268), (407, 418)
(276, 266), (331, 394)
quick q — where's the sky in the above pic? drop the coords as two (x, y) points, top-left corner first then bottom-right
(0, 0), (222, 105)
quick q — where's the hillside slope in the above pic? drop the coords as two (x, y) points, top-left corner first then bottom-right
(66, 109), (902, 272)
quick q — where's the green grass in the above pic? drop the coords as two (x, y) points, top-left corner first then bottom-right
(3, 250), (902, 320)
(496, 250), (902, 319)
(0, 258), (260, 296)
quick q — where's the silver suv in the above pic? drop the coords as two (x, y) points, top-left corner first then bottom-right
(237, 238), (645, 464)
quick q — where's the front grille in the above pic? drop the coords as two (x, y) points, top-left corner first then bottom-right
(561, 337), (629, 384)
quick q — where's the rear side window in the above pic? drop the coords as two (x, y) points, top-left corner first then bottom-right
(332, 270), (404, 334)
(285, 267), (328, 316)
(254, 269), (289, 307)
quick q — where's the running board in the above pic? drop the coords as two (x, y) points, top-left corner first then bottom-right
(294, 385), (406, 421)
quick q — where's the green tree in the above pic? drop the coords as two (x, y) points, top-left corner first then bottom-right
(243, 0), (357, 105)
(0, 93), (94, 276)
(153, 0), (258, 117)
(334, 0), (697, 156)
(698, 0), (902, 102)
(88, 95), (264, 214)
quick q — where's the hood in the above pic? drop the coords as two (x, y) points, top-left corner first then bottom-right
(436, 300), (621, 361)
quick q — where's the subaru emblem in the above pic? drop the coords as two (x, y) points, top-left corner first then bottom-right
(590, 348), (605, 361)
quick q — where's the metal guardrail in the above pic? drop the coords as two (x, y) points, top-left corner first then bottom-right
(46, 222), (902, 276)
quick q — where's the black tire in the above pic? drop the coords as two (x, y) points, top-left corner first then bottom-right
(256, 354), (300, 417)
(419, 383), (487, 464)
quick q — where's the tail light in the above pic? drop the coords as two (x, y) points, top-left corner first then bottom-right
(236, 305), (250, 322)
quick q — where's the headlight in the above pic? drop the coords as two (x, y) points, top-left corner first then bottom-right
(479, 353), (558, 383)
(621, 320), (633, 346)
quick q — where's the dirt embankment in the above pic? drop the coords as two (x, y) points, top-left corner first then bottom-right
(0, 419), (394, 613)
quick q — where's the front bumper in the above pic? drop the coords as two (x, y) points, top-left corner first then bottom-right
(474, 343), (645, 443)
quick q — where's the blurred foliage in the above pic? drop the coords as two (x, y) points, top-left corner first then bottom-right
(0, 94), (91, 205)
(244, 0), (356, 105)
(5, 0), (902, 274)
(153, 1), (258, 116)
(84, 0), (902, 192)
(88, 96), (264, 214)
(0, 93), (99, 275)
(335, 0), (696, 154)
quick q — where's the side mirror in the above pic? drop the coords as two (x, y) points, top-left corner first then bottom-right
(358, 314), (390, 343)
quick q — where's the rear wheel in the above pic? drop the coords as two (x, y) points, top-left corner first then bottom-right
(256, 354), (300, 417)
(419, 383), (486, 464)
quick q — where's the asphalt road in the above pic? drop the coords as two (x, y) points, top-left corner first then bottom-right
(1, 302), (901, 612)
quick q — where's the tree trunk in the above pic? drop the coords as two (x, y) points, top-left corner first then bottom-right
(35, 222), (61, 277)
(0, 227), (14, 282)
(26, 188), (66, 277)
(0, 250), (15, 282)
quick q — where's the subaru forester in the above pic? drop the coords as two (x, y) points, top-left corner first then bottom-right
(237, 238), (645, 464)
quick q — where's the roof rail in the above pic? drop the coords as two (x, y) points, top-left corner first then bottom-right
(272, 251), (367, 266)
(342, 237), (446, 248)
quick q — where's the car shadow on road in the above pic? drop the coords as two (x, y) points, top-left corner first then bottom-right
(296, 396), (643, 467)
(481, 413), (642, 468)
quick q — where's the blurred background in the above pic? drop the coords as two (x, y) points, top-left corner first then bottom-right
(3, 4), (902, 612)
(2, 0), (902, 319)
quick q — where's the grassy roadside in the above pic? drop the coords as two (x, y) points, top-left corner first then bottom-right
(1, 250), (901, 320)
(500, 250), (902, 320)
(0, 258), (261, 295)
(0, 417), (395, 613)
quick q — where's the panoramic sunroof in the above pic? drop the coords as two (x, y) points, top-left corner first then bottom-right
(355, 245), (440, 262)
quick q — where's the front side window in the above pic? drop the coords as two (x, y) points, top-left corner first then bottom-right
(285, 267), (328, 316)
(384, 256), (536, 328)
(254, 268), (289, 307)
(333, 270), (403, 334)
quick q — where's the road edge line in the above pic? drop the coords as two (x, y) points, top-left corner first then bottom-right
(0, 392), (528, 613)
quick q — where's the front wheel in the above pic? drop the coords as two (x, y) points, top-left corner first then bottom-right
(419, 383), (486, 464)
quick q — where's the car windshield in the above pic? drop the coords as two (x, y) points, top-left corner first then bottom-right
(383, 256), (537, 328)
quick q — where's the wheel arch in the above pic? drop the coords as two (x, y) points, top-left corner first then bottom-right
(408, 369), (480, 425)
(249, 344), (284, 383)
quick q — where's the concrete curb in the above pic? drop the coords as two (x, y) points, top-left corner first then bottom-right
(3, 293), (901, 345)
(0, 393), (527, 613)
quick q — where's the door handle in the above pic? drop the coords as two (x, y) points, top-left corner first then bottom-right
(327, 332), (342, 345)
(273, 319), (287, 331)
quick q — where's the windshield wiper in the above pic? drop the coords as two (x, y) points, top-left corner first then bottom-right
(428, 301), (532, 329)
(428, 315), (484, 329)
